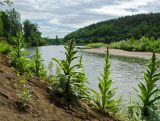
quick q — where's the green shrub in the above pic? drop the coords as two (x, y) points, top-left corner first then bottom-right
(0, 41), (12, 55)
(85, 43), (106, 49)
(109, 37), (160, 52)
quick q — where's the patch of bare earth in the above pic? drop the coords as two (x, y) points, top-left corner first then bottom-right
(0, 54), (121, 121)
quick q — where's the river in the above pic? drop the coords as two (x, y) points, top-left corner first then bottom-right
(29, 45), (150, 101)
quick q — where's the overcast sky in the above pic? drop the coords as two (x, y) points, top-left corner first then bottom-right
(1, 0), (160, 38)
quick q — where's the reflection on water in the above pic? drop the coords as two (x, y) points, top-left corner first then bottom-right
(28, 45), (151, 100)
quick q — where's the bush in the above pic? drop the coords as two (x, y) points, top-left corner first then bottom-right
(0, 41), (12, 55)
(85, 43), (106, 49)
(109, 37), (160, 52)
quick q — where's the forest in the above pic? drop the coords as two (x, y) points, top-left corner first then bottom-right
(65, 13), (160, 44)
(0, 7), (61, 46)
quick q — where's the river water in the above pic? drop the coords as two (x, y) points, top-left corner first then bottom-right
(29, 45), (150, 100)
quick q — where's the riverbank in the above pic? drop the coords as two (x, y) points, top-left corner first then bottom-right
(0, 53), (120, 121)
(81, 48), (160, 60)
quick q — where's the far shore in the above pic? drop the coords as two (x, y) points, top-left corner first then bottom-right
(80, 48), (160, 60)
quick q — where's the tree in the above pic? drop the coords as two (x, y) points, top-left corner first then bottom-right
(1, 11), (12, 40)
(0, 0), (13, 6)
(23, 20), (42, 46)
(6, 8), (21, 37)
(0, 13), (4, 36)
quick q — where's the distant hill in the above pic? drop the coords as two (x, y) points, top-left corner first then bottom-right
(64, 13), (160, 43)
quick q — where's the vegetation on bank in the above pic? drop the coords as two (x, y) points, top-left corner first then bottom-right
(83, 37), (160, 53)
(65, 13), (160, 43)
(109, 37), (160, 52)
(1, 36), (160, 120)
(84, 43), (106, 49)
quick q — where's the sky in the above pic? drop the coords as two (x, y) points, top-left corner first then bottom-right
(1, 0), (160, 38)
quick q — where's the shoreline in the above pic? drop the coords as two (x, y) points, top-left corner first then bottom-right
(80, 48), (160, 60)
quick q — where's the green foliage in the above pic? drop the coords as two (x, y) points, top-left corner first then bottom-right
(32, 47), (46, 78)
(110, 37), (160, 52)
(74, 55), (89, 99)
(0, 9), (21, 44)
(85, 43), (106, 49)
(16, 79), (32, 109)
(0, 0), (13, 6)
(137, 52), (160, 116)
(65, 13), (160, 43)
(43, 37), (64, 45)
(23, 20), (43, 46)
(91, 48), (118, 112)
(6, 8), (21, 37)
(9, 31), (31, 74)
(53, 39), (87, 101)
(0, 41), (12, 54)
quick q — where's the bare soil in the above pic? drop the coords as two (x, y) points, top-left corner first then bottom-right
(0, 54), (121, 121)
(81, 48), (160, 60)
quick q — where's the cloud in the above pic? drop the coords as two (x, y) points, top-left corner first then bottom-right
(1, 0), (160, 38)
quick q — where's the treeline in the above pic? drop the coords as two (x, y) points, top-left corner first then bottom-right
(65, 13), (160, 43)
(43, 36), (64, 45)
(0, 8), (62, 46)
(0, 8), (45, 46)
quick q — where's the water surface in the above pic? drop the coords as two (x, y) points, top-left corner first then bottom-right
(27, 45), (152, 100)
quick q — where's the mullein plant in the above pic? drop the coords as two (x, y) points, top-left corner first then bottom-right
(53, 39), (87, 101)
(91, 48), (118, 113)
(9, 31), (31, 74)
(32, 47), (47, 78)
(137, 52), (160, 116)
(16, 79), (32, 110)
(74, 55), (89, 99)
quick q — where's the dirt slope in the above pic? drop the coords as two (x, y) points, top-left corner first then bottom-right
(0, 54), (120, 121)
